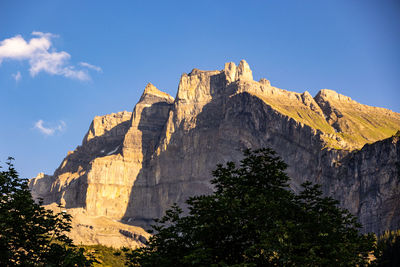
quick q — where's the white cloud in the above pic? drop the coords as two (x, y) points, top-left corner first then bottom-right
(34, 120), (66, 136)
(79, 62), (102, 72)
(12, 71), (21, 82)
(0, 32), (98, 81)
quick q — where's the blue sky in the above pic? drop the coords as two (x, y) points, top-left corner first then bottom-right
(1, 0), (399, 178)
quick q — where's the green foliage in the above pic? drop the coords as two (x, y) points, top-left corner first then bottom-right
(373, 230), (400, 266)
(79, 245), (128, 267)
(127, 148), (375, 266)
(0, 157), (96, 266)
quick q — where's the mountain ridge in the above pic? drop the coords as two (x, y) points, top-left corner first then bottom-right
(30, 60), (400, 246)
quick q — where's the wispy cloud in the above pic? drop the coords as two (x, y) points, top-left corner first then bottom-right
(12, 71), (21, 82)
(0, 32), (100, 81)
(34, 120), (66, 136)
(79, 62), (102, 72)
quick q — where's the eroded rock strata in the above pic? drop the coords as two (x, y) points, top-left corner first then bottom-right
(30, 61), (400, 240)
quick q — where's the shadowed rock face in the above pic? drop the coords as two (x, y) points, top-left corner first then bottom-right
(327, 134), (400, 233)
(30, 60), (400, 236)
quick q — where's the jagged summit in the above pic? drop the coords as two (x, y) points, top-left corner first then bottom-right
(184, 60), (254, 85)
(224, 60), (253, 82)
(139, 83), (174, 103)
(142, 82), (159, 95)
(83, 111), (132, 144)
(236, 59), (253, 81)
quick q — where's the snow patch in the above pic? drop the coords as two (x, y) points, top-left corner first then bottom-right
(107, 145), (120, 155)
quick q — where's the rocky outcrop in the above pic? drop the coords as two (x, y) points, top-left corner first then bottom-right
(30, 111), (132, 209)
(44, 203), (150, 248)
(30, 60), (400, 240)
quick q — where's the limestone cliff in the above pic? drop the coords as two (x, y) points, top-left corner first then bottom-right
(30, 60), (400, 242)
(325, 133), (400, 233)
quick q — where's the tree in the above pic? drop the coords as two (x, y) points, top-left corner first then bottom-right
(0, 157), (96, 266)
(373, 230), (400, 266)
(127, 148), (375, 266)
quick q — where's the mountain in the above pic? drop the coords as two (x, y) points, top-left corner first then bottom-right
(30, 60), (400, 246)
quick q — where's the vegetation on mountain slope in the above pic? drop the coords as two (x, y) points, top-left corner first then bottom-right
(254, 87), (400, 150)
(79, 245), (128, 267)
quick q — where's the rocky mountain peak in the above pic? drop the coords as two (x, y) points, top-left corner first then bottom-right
(315, 89), (353, 102)
(224, 62), (237, 82)
(300, 91), (315, 106)
(236, 59), (253, 81)
(139, 83), (174, 104)
(175, 60), (254, 104)
(223, 60), (253, 83)
(176, 70), (221, 102)
(83, 111), (132, 144)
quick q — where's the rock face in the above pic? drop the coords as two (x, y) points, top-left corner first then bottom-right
(326, 133), (400, 233)
(30, 60), (400, 238)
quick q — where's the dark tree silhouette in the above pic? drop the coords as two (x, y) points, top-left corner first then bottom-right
(0, 157), (96, 266)
(373, 230), (400, 266)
